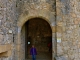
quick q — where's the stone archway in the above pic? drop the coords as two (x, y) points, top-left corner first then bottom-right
(17, 11), (57, 60)
(22, 18), (52, 60)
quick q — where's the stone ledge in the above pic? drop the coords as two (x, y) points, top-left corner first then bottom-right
(0, 44), (11, 53)
(0, 50), (12, 57)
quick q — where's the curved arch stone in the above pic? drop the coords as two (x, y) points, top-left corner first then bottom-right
(17, 10), (56, 60)
(17, 10), (55, 28)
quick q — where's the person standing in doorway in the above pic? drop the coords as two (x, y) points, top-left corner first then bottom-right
(30, 45), (37, 60)
(48, 42), (52, 52)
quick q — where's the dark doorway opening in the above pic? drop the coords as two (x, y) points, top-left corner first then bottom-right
(24, 18), (52, 60)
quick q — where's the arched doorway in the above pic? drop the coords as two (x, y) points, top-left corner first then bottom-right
(21, 18), (52, 60)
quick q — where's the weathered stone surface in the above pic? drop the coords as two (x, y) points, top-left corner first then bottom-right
(56, 0), (80, 60)
(0, 0), (80, 60)
(55, 56), (68, 60)
(0, 44), (11, 53)
(0, 34), (3, 44)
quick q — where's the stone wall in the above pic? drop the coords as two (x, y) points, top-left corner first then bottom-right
(17, 0), (56, 60)
(56, 0), (80, 60)
(0, 0), (17, 60)
(0, 0), (80, 60)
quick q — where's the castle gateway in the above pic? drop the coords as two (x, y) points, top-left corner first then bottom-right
(0, 0), (80, 60)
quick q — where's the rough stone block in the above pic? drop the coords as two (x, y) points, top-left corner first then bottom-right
(61, 5), (70, 15)
(0, 50), (12, 57)
(60, 0), (68, 3)
(55, 56), (68, 60)
(57, 26), (62, 33)
(0, 20), (1, 25)
(74, 20), (79, 25)
(0, 15), (3, 20)
(52, 26), (56, 33)
(57, 32), (61, 38)
(0, 34), (3, 43)
(57, 45), (63, 55)
(17, 45), (21, 52)
(57, 22), (63, 26)
(71, 13), (77, 18)
(0, 44), (11, 53)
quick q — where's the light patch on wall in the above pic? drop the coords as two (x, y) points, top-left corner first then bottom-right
(57, 38), (61, 43)
(18, 27), (21, 33)
(51, 22), (56, 26)
(28, 42), (30, 44)
(0, 20), (1, 25)
(9, 30), (12, 34)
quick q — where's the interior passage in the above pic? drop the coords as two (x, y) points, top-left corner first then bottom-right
(24, 18), (52, 60)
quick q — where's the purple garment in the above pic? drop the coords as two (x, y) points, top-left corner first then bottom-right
(30, 47), (37, 55)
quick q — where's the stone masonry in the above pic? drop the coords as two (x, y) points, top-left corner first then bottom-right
(56, 0), (80, 60)
(0, 0), (80, 60)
